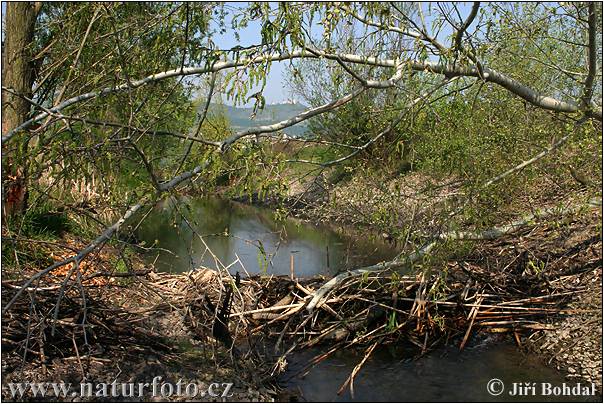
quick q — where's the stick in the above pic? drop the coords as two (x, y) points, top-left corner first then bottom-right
(307, 198), (600, 313)
(460, 294), (483, 350)
(337, 340), (379, 398)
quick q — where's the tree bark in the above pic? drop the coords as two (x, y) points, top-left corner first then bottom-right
(2, 2), (38, 217)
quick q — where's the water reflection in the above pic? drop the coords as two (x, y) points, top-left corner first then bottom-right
(134, 196), (397, 276)
(282, 341), (598, 402)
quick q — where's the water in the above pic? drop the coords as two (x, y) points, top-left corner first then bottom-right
(134, 196), (596, 402)
(134, 196), (398, 276)
(281, 341), (599, 402)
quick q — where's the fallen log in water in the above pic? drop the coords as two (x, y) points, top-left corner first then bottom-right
(306, 197), (601, 313)
(1, 200), (599, 398)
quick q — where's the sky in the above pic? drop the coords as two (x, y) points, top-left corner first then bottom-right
(209, 14), (292, 106)
(0, 1), (290, 106)
(207, 2), (473, 106)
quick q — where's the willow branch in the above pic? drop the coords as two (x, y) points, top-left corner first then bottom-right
(288, 78), (455, 167)
(174, 72), (217, 174)
(4, 47), (602, 143)
(480, 132), (571, 189)
(220, 87), (366, 150)
(453, 2), (480, 53)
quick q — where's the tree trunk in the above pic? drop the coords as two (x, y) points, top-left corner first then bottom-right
(1, 2), (38, 217)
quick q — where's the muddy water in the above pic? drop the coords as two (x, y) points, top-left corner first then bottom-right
(135, 197), (595, 402)
(134, 196), (398, 276)
(281, 340), (599, 402)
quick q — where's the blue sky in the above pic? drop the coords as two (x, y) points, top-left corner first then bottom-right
(209, 2), (472, 106)
(209, 13), (292, 106)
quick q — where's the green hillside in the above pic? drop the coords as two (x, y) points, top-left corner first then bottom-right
(207, 102), (310, 137)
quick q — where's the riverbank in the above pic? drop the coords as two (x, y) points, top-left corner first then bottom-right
(251, 168), (603, 391)
(0, 239), (276, 402)
(2, 172), (601, 401)
(6, 245), (597, 401)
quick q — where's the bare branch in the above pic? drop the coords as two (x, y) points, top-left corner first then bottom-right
(4, 46), (602, 144)
(220, 87), (367, 150)
(2, 199), (148, 314)
(306, 197), (601, 312)
(581, 2), (597, 112)
(307, 48), (603, 119)
(453, 2), (480, 54)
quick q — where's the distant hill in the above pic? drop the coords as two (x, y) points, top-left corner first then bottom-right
(205, 102), (310, 137)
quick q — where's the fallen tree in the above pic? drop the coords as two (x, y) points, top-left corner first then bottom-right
(3, 197), (599, 398)
(306, 197), (601, 313)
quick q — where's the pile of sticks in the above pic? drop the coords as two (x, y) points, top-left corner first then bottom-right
(1, 205), (599, 397)
(139, 251), (581, 397)
(221, 264), (576, 352)
(0, 279), (171, 373)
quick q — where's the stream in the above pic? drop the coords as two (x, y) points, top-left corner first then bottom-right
(134, 196), (398, 276)
(134, 196), (595, 402)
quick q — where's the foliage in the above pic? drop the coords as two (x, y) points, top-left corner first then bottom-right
(1, 2), (602, 279)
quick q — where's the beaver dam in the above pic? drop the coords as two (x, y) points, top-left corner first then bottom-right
(2, 197), (601, 400)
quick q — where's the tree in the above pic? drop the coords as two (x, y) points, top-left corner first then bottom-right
(1, 2), (40, 216)
(3, 3), (218, 214)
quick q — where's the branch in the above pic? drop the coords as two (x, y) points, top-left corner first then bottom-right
(1, 87), (221, 146)
(157, 161), (209, 192)
(307, 48), (604, 120)
(4, 47), (602, 143)
(480, 132), (571, 189)
(305, 46), (369, 86)
(581, 2), (597, 112)
(453, 2), (480, 54)
(220, 87), (366, 150)
(219, 56), (411, 150)
(129, 140), (160, 190)
(53, 7), (101, 106)
(287, 78), (456, 167)
(2, 52), (316, 143)
(174, 72), (217, 174)
(306, 198), (601, 312)
(340, 5), (423, 41)
(2, 158), (211, 313)
(391, 3), (449, 54)
(2, 198), (148, 314)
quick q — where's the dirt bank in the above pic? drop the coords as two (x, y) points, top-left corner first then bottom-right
(526, 267), (602, 389)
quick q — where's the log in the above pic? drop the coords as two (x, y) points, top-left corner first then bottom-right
(306, 198), (601, 313)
